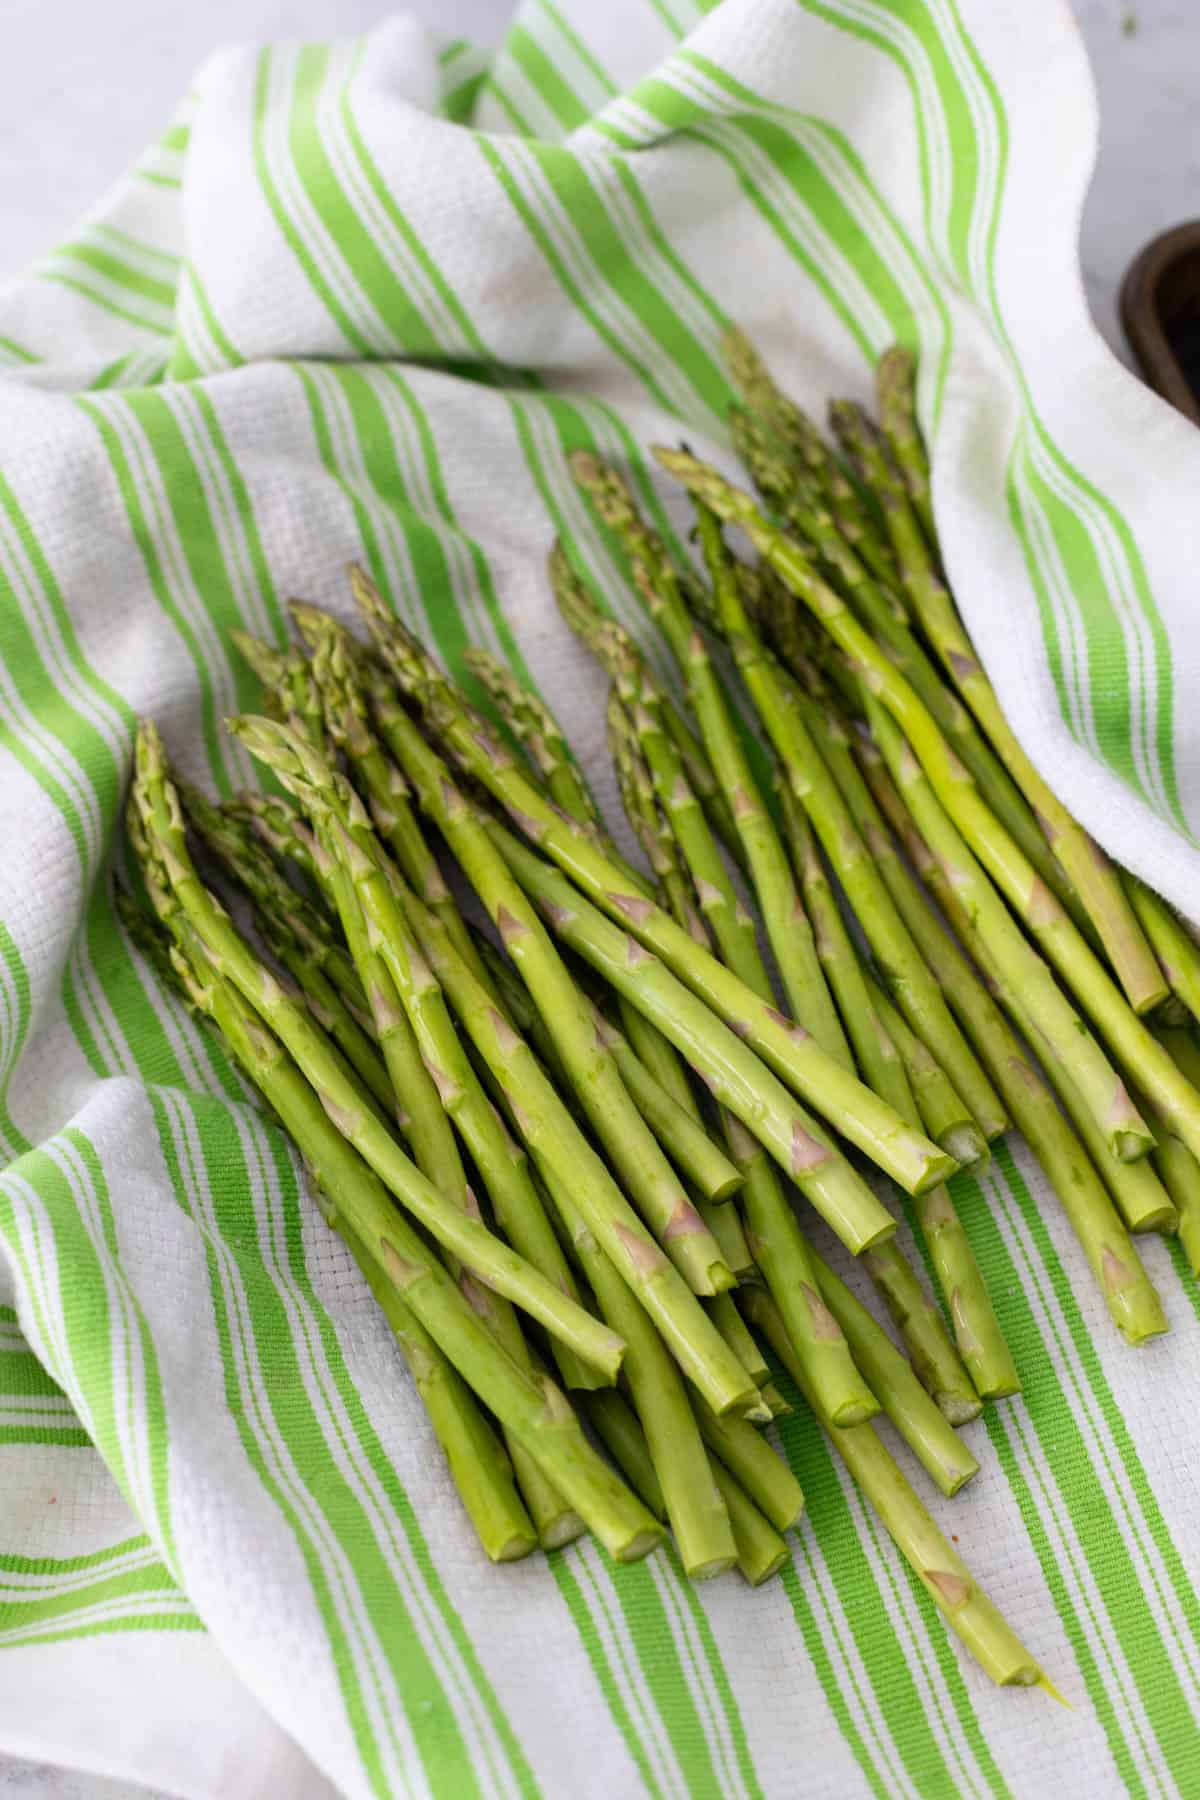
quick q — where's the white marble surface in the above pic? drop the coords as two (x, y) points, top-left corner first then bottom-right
(0, 0), (1195, 1794)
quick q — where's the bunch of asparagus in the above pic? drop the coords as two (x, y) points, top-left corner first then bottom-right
(120, 333), (1200, 1701)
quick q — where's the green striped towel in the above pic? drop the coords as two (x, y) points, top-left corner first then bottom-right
(2, 2), (1199, 1794)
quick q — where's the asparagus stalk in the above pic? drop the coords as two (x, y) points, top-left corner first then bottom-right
(293, 604), (490, 990)
(594, 1007), (742, 1204)
(179, 783), (392, 1113)
(691, 1398), (805, 1532)
(774, 763), (915, 1124)
(710, 1459), (790, 1586)
(135, 722), (624, 1382)
(569, 453), (849, 1063)
(874, 346), (936, 548)
(389, 863), (763, 1416)
(863, 694), (1176, 1238)
(698, 501), (1004, 1144)
(829, 396), (1167, 1018)
(1154, 1028), (1200, 1274)
(583, 1391), (667, 1521)
(653, 452), (1197, 1166)
(802, 1270), (980, 1498)
(344, 662), (737, 1301)
(359, 576), (954, 1199)
(1124, 875), (1200, 1029)
(463, 647), (606, 835)
(350, 1219), (538, 1561)
(548, 543), (744, 864)
(781, 676), (1008, 1142)
(853, 742), (1169, 1343)
(709, 1293), (770, 1387)
(141, 851), (657, 1562)
(744, 1288), (1049, 1688)
(721, 326), (899, 588)
(553, 1179), (737, 1579)
(864, 975), (987, 1174)
(235, 790), (324, 888)
(230, 629), (330, 753)
(485, 815), (897, 1255)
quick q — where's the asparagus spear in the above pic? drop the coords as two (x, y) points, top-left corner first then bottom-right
(697, 500), (1004, 1144)
(179, 782), (392, 1113)
(802, 1270), (980, 1498)
(744, 1289), (1050, 1688)
(292, 605), (492, 993)
(851, 739), (1169, 1343)
(552, 1177), (737, 1580)
(652, 451), (1200, 1167)
(357, 576), (955, 1200)
(231, 629), (330, 753)
(568, 453), (849, 1063)
(1154, 1028), (1200, 1274)
(1124, 875), (1200, 1030)
(863, 975), (987, 1173)
(779, 671), (1008, 1143)
(874, 346), (936, 548)
(617, 658), (963, 1423)
(862, 695), (1176, 1240)
(548, 542), (744, 864)
(829, 394), (1167, 1018)
(165, 924), (657, 1561)
(134, 722), (624, 1382)
(775, 775), (913, 1121)
(721, 325), (899, 589)
(463, 647), (606, 835)
(583, 1391), (667, 1520)
(339, 663), (737, 1301)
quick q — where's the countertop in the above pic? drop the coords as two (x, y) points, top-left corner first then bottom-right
(0, 0), (1194, 1794)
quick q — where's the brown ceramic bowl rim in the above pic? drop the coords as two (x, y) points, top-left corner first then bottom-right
(1120, 219), (1200, 425)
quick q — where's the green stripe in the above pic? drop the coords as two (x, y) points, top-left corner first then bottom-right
(0, 336), (38, 365)
(39, 271), (169, 337)
(968, 1145), (1200, 1782)
(771, 1390), (987, 1798)
(534, 2), (619, 99)
(0, 1132), (175, 1568)
(49, 243), (176, 312)
(76, 393), (258, 792)
(151, 1083), (535, 1799)
(550, 1554), (667, 1799)
(0, 922), (32, 1160)
(505, 28), (592, 132)
(479, 134), (727, 419)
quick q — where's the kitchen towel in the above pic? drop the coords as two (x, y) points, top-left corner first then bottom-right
(2, 1), (1200, 1795)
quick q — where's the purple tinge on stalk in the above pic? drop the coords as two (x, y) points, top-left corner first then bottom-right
(624, 937), (654, 969)
(487, 1008), (521, 1057)
(1105, 1082), (1142, 1137)
(377, 1239), (423, 1291)
(765, 1006), (810, 1043)
(495, 905), (530, 949)
(946, 651), (981, 684)
(459, 1271), (492, 1317)
(800, 1284), (843, 1342)
(663, 1199), (709, 1242)
(923, 1569), (972, 1610)
(607, 891), (656, 927)
(791, 1122), (832, 1176)
(1026, 878), (1065, 928)
(1101, 1246), (1139, 1296)
(612, 1222), (670, 1278)
(508, 808), (547, 843)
